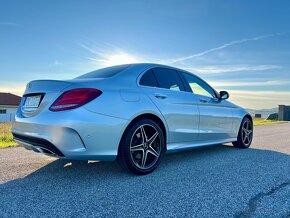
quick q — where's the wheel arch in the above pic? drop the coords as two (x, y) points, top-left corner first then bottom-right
(243, 114), (253, 123)
(118, 113), (168, 153)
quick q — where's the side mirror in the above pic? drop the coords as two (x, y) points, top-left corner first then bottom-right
(219, 91), (229, 100)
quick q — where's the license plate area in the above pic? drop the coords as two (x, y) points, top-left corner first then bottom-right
(22, 94), (44, 112)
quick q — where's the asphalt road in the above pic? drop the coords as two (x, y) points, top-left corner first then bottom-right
(1, 123), (290, 217)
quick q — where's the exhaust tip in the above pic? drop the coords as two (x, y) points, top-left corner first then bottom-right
(32, 146), (42, 153)
(32, 146), (58, 157)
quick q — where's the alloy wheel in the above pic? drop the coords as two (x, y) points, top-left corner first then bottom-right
(129, 124), (161, 170)
(241, 120), (253, 146)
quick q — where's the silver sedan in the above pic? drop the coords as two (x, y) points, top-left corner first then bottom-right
(12, 63), (253, 175)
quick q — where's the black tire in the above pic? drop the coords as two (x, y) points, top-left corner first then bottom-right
(233, 117), (253, 149)
(117, 119), (165, 175)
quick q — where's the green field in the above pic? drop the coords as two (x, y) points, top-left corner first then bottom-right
(253, 119), (287, 126)
(0, 123), (18, 148)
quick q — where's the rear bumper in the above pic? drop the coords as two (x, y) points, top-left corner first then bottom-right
(12, 108), (129, 161)
(13, 133), (65, 157)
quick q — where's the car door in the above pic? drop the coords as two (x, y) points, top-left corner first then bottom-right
(139, 67), (200, 146)
(180, 72), (234, 142)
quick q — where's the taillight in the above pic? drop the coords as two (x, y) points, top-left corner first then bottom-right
(49, 88), (102, 112)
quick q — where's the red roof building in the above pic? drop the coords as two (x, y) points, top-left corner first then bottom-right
(0, 93), (21, 106)
(0, 93), (21, 121)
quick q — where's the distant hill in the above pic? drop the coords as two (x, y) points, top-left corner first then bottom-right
(246, 108), (278, 119)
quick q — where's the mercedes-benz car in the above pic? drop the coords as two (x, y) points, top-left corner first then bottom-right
(12, 63), (253, 175)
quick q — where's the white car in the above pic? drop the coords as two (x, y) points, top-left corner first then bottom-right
(13, 63), (253, 174)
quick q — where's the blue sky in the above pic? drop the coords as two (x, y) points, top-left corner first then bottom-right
(0, 0), (290, 109)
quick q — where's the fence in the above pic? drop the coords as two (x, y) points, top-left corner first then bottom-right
(0, 113), (16, 122)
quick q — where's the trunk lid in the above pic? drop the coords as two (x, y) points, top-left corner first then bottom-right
(21, 80), (74, 117)
(24, 80), (73, 95)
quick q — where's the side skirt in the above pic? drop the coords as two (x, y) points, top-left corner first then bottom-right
(166, 138), (237, 153)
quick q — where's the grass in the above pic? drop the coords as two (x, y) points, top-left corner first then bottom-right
(253, 118), (288, 126)
(0, 123), (18, 148)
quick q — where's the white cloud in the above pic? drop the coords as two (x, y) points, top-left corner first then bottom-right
(54, 60), (61, 65)
(0, 85), (25, 96)
(210, 80), (290, 88)
(78, 33), (284, 72)
(186, 64), (281, 74)
(78, 42), (100, 55)
(0, 22), (18, 26)
(227, 90), (290, 109)
(229, 90), (290, 98)
(76, 35), (288, 110)
(78, 41), (142, 67)
(167, 32), (283, 64)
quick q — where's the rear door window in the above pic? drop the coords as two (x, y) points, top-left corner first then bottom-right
(152, 68), (185, 91)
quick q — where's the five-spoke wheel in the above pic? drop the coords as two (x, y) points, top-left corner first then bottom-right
(233, 117), (253, 148)
(118, 119), (165, 175)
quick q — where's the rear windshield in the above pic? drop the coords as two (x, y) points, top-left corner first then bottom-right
(75, 64), (130, 79)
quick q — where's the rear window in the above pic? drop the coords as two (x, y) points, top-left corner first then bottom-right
(75, 64), (130, 79)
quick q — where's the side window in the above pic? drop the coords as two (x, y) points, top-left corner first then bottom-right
(152, 68), (185, 91)
(182, 72), (217, 98)
(139, 70), (158, 87)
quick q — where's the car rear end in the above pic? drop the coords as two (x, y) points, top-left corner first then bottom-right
(12, 79), (128, 160)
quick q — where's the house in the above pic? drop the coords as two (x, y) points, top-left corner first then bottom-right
(0, 93), (21, 122)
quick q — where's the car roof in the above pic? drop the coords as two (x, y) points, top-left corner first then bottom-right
(120, 63), (193, 76)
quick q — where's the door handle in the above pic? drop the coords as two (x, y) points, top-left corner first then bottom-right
(155, 93), (167, 99)
(199, 99), (208, 103)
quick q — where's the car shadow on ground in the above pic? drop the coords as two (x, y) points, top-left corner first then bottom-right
(1, 144), (290, 217)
